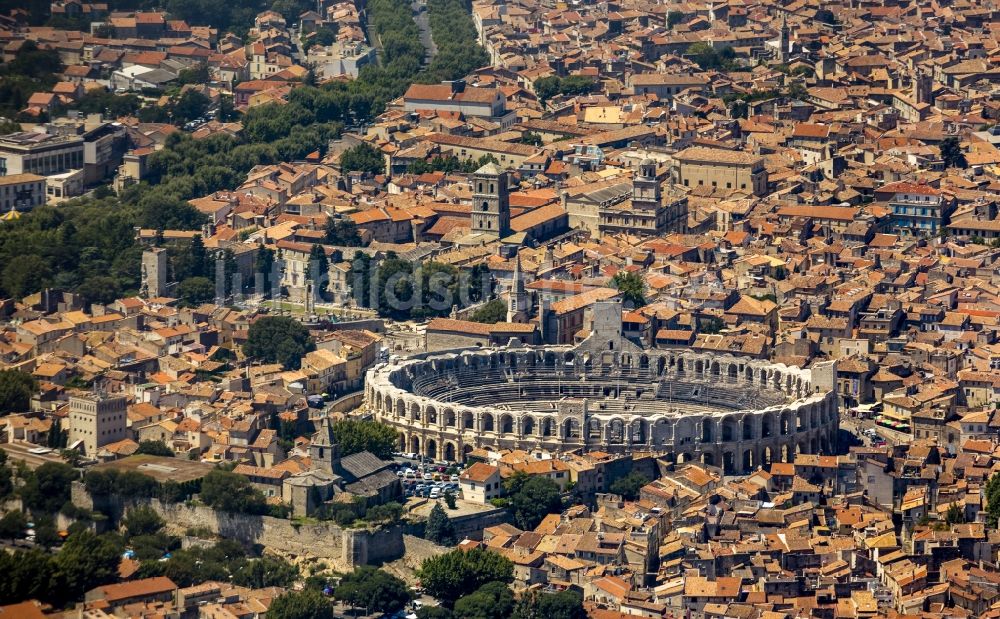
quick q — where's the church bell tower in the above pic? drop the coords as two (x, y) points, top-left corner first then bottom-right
(471, 162), (510, 239)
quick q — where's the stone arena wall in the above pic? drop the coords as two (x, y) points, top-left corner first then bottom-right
(365, 345), (838, 475)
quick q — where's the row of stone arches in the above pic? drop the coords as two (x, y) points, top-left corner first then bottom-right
(397, 350), (814, 401)
(377, 396), (836, 447)
(398, 424), (836, 470)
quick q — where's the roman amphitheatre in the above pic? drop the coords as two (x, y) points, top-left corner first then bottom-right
(366, 324), (838, 476)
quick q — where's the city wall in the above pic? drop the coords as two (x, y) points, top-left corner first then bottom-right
(71, 483), (404, 569)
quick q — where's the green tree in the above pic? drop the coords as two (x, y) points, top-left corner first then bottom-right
(511, 590), (586, 619)
(217, 94), (239, 121)
(325, 216), (362, 246)
(55, 531), (124, 600)
(945, 503), (965, 525)
(419, 547), (514, 604)
(331, 419), (397, 459)
(349, 251), (372, 307)
(171, 90), (211, 125)
(609, 471), (649, 501)
(0, 119), (21, 135)
(256, 246), (276, 294)
(310, 26), (339, 47)
(177, 276), (215, 306)
(785, 81), (808, 100)
(137, 439), (175, 457)
(611, 271), (646, 308)
(33, 515), (60, 548)
(77, 275), (122, 307)
(21, 462), (78, 514)
(470, 299), (507, 324)
(533, 75), (595, 102)
(2, 255), (51, 299)
(425, 502), (457, 545)
(0, 450), (13, 500)
(418, 607), (454, 619)
(233, 555), (299, 589)
(339, 143), (385, 175)
(700, 316), (725, 334)
(940, 136), (968, 169)
(122, 505), (165, 540)
(520, 131), (543, 147)
(138, 193), (207, 231)
(0, 548), (58, 604)
(334, 566), (410, 614)
(444, 490), (457, 509)
(45, 417), (69, 449)
(814, 9), (838, 24)
(686, 42), (738, 71)
(243, 316), (315, 370)
(505, 473), (561, 531)
(364, 501), (404, 524)
(308, 244), (329, 289)
(453, 581), (514, 619)
(199, 469), (268, 515)
(84, 468), (160, 499)
(0, 510), (27, 540)
(667, 10), (684, 28)
(0, 369), (37, 415)
(533, 76), (561, 102)
(986, 471), (1000, 527)
(268, 588), (334, 619)
(177, 63), (210, 85)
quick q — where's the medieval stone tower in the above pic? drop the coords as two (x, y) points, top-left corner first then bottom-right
(471, 162), (510, 239)
(141, 248), (168, 299)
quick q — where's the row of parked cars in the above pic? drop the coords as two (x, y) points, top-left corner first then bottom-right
(390, 455), (463, 500)
(402, 477), (459, 499)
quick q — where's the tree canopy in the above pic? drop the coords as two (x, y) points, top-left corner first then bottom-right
(55, 530), (124, 601)
(136, 440), (175, 457)
(0, 510), (27, 540)
(609, 471), (650, 501)
(986, 471), (1000, 527)
(199, 469), (268, 515)
(533, 75), (596, 102)
(334, 566), (410, 614)
(470, 299), (507, 324)
(331, 419), (398, 460)
(0, 369), (37, 416)
(325, 216), (362, 246)
(686, 42), (740, 71)
(243, 316), (315, 370)
(425, 502), (457, 546)
(268, 588), (334, 619)
(940, 136), (968, 169)
(611, 271), (646, 308)
(504, 472), (562, 531)
(21, 462), (78, 514)
(511, 589), (586, 619)
(339, 143), (385, 176)
(177, 277), (216, 307)
(419, 547), (514, 604)
(453, 581), (514, 619)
